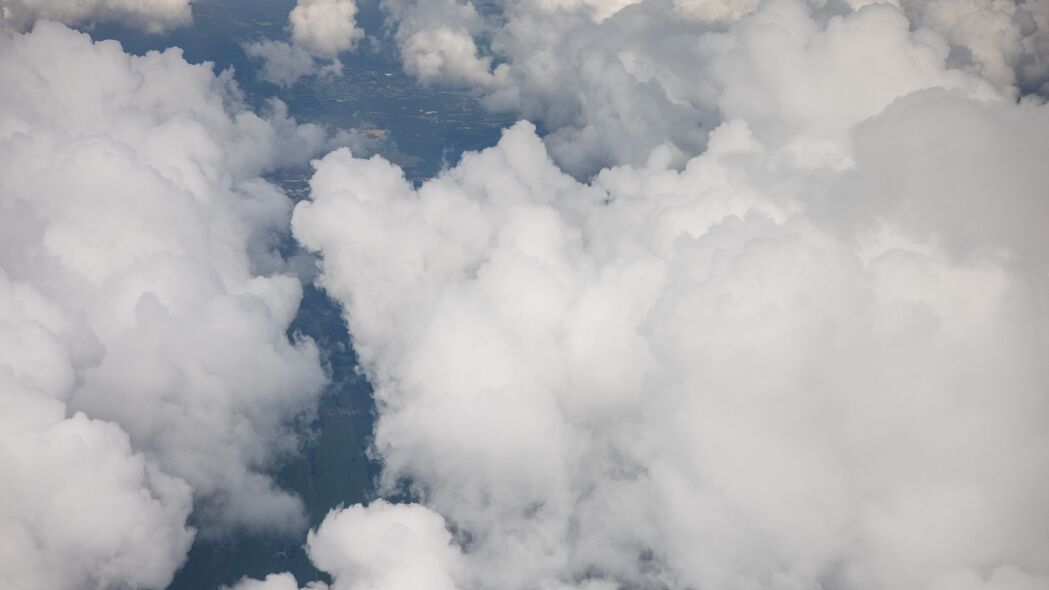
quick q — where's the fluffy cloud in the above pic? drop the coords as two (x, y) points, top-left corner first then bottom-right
(231, 502), (462, 590)
(288, 2), (1049, 588)
(245, 39), (332, 88)
(901, 0), (1049, 94)
(290, 0), (363, 56)
(0, 270), (194, 590)
(378, 0), (1048, 175)
(246, 0), (363, 87)
(6, 1), (1047, 589)
(0, 19), (335, 587)
(307, 502), (464, 590)
(381, 0), (502, 87)
(228, 572), (329, 590)
(0, 0), (193, 33)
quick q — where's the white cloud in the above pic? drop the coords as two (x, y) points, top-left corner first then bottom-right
(5, 1), (1048, 589)
(0, 0), (193, 33)
(247, 0), (363, 87)
(901, 0), (1049, 94)
(228, 572), (329, 590)
(232, 502), (463, 590)
(0, 270), (194, 590)
(245, 39), (331, 88)
(377, 0), (1047, 175)
(288, 2), (1049, 587)
(290, 0), (363, 56)
(0, 20), (337, 587)
(308, 502), (464, 590)
(382, 0), (502, 87)
(401, 25), (503, 88)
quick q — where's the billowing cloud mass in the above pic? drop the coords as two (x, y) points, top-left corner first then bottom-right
(230, 502), (462, 590)
(280, 1), (1049, 589)
(0, 270), (194, 590)
(5, 0), (1049, 589)
(0, 0), (193, 33)
(290, 0), (364, 56)
(380, 0), (1049, 175)
(902, 0), (1049, 93)
(245, 39), (325, 88)
(246, 0), (363, 87)
(306, 502), (464, 590)
(0, 20), (334, 588)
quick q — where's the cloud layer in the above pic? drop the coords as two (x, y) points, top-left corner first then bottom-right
(0, 0), (193, 33)
(246, 0), (364, 87)
(283, 2), (1049, 589)
(0, 20), (337, 588)
(4, 1), (1049, 589)
(0, 270), (194, 590)
(379, 0), (1049, 175)
(229, 502), (462, 590)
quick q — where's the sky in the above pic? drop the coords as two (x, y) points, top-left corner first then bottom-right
(1, 1), (1049, 589)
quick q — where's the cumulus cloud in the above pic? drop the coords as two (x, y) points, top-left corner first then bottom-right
(228, 572), (329, 590)
(0, 20), (338, 586)
(246, 0), (363, 87)
(245, 40), (325, 88)
(377, 0), (1048, 175)
(6, 0), (1047, 589)
(230, 502), (463, 590)
(286, 2), (1049, 588)
(307, 502), (464, 590)
(901, 0), (1049, 94)
(0, 0), (193, 33)
(290, 0), (364, 56)
(0, 270), (194, 590)
(381, 0), (502, 87)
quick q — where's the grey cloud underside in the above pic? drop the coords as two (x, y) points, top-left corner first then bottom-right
(0, 0), (194, 33)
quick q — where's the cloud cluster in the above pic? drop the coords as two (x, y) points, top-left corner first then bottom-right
(901, 0), (1049, 93)
(380, 0), (499, 88)
(0, 270), (194, 590)
(229, 502), (462, 590)
(281, 2), (1049, 589)
(6, 1), (1048, 589)
(246, 0), (363, 87)
(379, 0), (1049, 175)
(0, 20), (335, 588)
(0, 0), (193, 33)
(229, 572), (328, 590)
(290, 0), (364, 56)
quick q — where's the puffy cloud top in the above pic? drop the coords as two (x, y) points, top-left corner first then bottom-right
(0, 0), (193, 33)
(5, 1), (1049, 590)
(0, 19), (337, 588)
(290, 0), (364, 56)
(246, 0), (364, 87)
(285, 2), (1049, 587)
(379, 0), (1049, 174)
(292, 114), (1049, 590)
(229, 572), (330, 590)
(231, 502), (463, 590)
(0, 270), (194, 590)
(308, 501), (464, 590)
